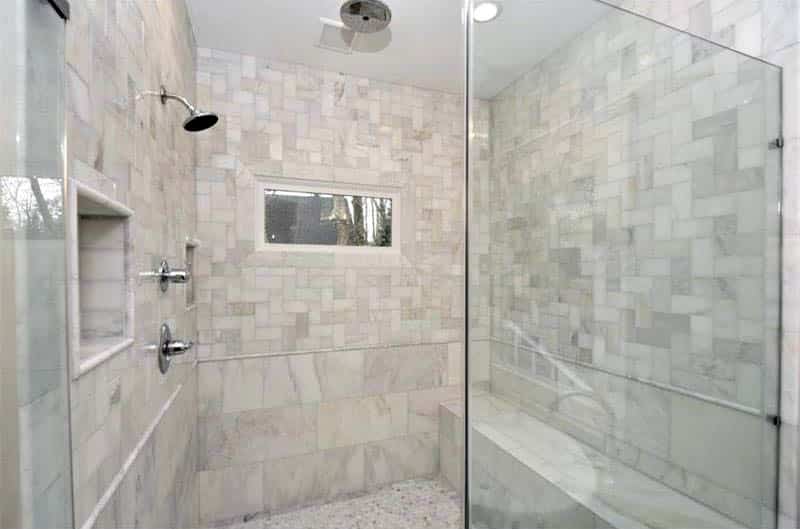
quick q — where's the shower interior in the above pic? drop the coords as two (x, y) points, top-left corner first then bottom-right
(0, 0), (784, 528)
(465, 1), (781, 528)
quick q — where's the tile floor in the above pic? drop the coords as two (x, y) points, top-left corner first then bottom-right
(218, 479), (462, 529)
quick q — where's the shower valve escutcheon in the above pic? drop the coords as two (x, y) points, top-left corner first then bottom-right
(140, 259), (190, 292)
(157, 323), (194, 374)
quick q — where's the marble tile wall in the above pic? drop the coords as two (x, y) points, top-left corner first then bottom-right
(65, 0), (199, 527)
(594, 4), (800, 525)
(488, 12), (781, 409)
(490, 355), (769, 526)
(194, 49), (465, 524)
(469, 99), (493, 388)
(477, 2), (796, 528)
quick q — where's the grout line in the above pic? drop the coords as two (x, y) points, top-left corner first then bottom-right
(196, 340), (461, 364)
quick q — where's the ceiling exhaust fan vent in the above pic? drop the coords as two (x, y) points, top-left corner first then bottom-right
(316, 17), (357, 54)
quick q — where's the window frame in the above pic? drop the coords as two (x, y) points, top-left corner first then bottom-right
(254, 176), (403, 255)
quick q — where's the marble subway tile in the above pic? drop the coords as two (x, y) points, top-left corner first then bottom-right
(364, 344), (448, 395)
(317, 394), (408, 450)
(364, 433), (439, 489)
(669, 392), (762, 499)
(197, 464), (264, 525)
(222, 358), (264, 413)
(262, 355), (321, 408)
(198, 363), (224, 417)
(408, 385), (462, 434)
(262, 445), (365, 513)
(201, 404), (318, 470)
(314, 349), (364, 400)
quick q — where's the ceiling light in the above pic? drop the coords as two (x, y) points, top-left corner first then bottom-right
(473, 2), (501, 23)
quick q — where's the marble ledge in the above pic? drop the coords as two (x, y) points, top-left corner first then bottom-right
(73, 179), (134, 218)
(465, 394), (750, 529)
(196, 339), (462, 364)
(74, 337), (135, 380)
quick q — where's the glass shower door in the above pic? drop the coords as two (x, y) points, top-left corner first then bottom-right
(0, 1), (72, 528)
(466, 1), (782, 528)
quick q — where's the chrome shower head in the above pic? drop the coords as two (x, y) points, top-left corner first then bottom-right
(183, 111), (219, 132)
(138, 86), (219, 132)
(340, 0), (392, 33)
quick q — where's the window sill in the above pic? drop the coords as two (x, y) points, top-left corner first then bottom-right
(257, 246), (408, 267)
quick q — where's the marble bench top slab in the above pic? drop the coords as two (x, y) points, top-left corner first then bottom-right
(442, 394), (747, 529)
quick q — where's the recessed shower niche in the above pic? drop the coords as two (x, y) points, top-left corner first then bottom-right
(66, 181), (134, 377)
(184, 239), (198, 310)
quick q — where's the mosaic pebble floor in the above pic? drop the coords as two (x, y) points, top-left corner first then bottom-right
(219, 479), (462, 529)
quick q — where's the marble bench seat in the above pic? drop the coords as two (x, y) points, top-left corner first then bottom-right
(439, 393), (746, 529)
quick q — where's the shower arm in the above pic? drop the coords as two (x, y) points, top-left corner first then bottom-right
(137, 86), (198, 114)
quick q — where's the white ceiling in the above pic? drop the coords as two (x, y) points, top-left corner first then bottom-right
(186, 0), (610, 99)
(473, 1), (610, 98)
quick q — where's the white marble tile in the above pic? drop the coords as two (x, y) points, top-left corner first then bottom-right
(364, 345), (449, 395)
(314, 349), (364, 400)
(364, 433), (438, 489)
(262, 355), (320, 408)
(198, 464), (264, 525)
(223, 358), (264, 413)
(408, 385), (462, 434)
(262, 446), (364, 514)
(317, 394), (408, 449)
(201, 405), (318, 469)
(669, 392), (762, 499)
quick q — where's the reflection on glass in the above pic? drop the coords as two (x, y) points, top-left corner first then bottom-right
(0, 176), (64, 237)
(468, 0), (781, 528)
(0, 1), (72, 526)
(264, 189), (392, 247)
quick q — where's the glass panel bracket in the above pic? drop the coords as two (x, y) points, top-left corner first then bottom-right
(47, 0), (70, 20)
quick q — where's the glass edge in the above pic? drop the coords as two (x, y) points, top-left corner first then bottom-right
(591, 0), (783, 71)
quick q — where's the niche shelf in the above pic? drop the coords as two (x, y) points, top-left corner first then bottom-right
(184, 238), (199, 311)
(67, 180), (134, 378)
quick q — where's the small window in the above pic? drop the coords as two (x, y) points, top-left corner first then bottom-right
(263, 188), (392, 247)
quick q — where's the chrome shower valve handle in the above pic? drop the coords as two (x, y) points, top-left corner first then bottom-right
(139, 259), (190, 292)
(163, 339), (194, 357)
(157, 323), (194, 374)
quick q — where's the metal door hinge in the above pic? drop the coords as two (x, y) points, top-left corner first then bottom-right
(769, 137), (784, 149)
(767, 414), (782, 427)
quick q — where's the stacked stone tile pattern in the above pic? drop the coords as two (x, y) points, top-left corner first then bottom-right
(488, 14), (780, 408)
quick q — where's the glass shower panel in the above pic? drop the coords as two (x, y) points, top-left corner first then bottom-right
(0, 1), (72, 528)
(467, 1), (781, 528)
